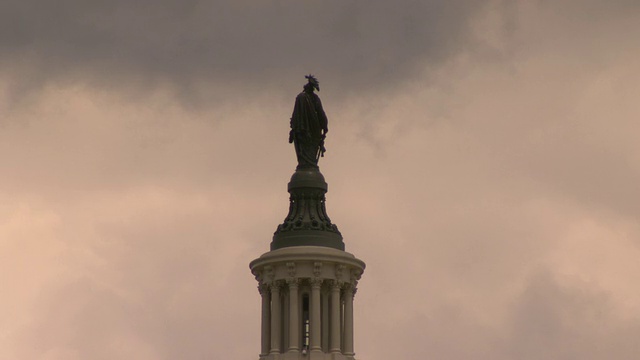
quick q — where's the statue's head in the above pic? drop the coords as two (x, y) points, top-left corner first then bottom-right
(304, 74), (320, 92)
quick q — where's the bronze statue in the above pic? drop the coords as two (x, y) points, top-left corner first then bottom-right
(289, 75), (328, 169)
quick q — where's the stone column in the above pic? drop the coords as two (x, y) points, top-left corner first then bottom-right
(343, 285), (355, 356)
(287, 279), (300, 352)
(330, 281), (342, 353)
(260, 284), (271, 356)
(310, 278), (323, 352)
(270, 282), (282, 354)
(283, 291), (290, 350)
(340, 295), (344, 351)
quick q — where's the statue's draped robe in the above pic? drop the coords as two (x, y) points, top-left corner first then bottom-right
(290, 91), (328, 168)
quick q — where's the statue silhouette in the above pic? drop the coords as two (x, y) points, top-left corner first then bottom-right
(289, 75), (328, 169)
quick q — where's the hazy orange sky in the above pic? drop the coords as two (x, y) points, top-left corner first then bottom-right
(1, 1), (639, 359)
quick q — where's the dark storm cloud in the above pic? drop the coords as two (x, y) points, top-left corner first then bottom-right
(0, 0), (486, 101)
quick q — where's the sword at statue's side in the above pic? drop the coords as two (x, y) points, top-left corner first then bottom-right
(316, 134), (326, 161)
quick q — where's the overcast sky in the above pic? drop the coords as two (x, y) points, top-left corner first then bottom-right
(2, 1), (640, 359)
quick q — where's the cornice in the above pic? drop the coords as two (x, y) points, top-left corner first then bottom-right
(249, 246), (365, 271)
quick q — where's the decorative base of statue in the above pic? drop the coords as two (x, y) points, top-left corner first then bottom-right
(271, 167), (344, 251)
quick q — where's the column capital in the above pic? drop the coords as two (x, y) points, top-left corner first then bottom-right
(270, 280), (283, 292)
(258, 283), (270, 295)
(286, 277), (301, 287)
(310, 277), (323, 288)
(343, 282), (354, 293)
(342, 283), (357, 299)
(329, 279), (340, 289)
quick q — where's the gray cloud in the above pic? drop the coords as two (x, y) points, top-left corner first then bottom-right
(0, 0), (487, 105)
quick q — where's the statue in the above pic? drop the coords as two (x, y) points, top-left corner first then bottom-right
(272, 75), (344, 251)
(289, 75), (328, 169)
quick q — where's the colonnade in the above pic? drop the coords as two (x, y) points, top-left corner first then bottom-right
(259, 278), (357, 357)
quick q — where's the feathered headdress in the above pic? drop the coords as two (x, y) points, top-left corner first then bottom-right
(305, 74), (320, 91)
